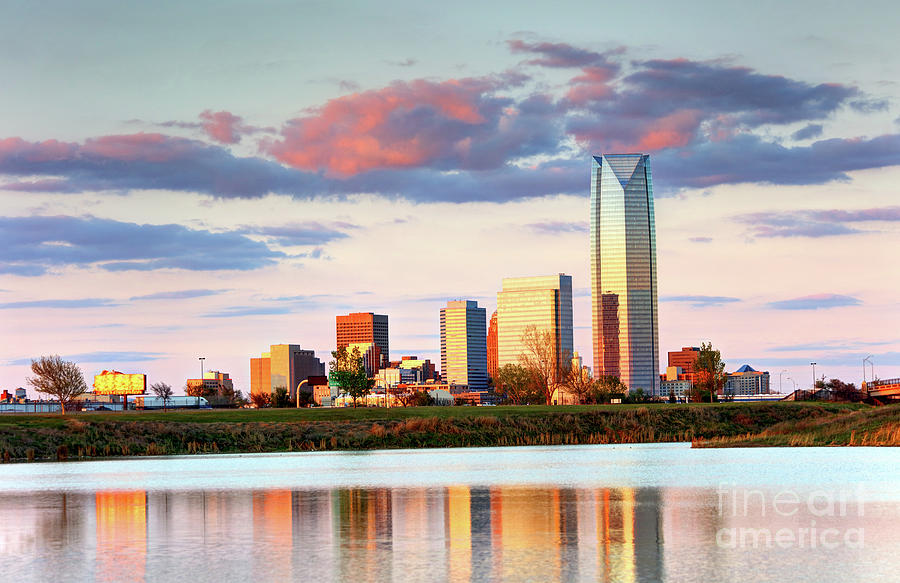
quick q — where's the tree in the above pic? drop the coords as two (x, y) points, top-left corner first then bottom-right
(26, 355), (87, 415)
(250, 391), (271, 408)
(590, 375), (627, 404)
(185, 382), (205, 408)
(273, 386), (290, 408)
(410, 391), (436, 407)
(519, 325), (565, 405)
(694, 342), (726, 403)
(559, 359), (597, 404)
(232, 390), (249, 408)
(494, 363), (538, 405)
(825, 378), (863, 402)
(330, 346), (373, 407)
(149, 382), (173, 411)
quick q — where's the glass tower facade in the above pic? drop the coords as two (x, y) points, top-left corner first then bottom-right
(440, 300), (488, 389)
(590, 154), (659, 394)
(496, 275), (574, 375)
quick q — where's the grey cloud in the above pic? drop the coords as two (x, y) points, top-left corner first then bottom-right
(792, 124), (824, 140)
(0, 298), (118, 309)
(130, 289), (227, 301)
(7, 351), (167, 365)
(0, 215), (285, 275)
(660, 295), (741, 307)
(736, 206), (900, 238)
(527, 221), (589, 235)
(767, 294), (861, 310)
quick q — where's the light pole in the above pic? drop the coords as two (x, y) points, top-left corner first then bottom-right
(863, 355), (872, 390)
(198, 357), (205, 408)
(296, 379), (309, 408)
(810, 362), (817, 391)
(864, 356), (875, 387)
(786, 377), (797, 392)
(779, 369), (788, 393)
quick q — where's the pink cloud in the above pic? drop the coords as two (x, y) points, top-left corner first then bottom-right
(564, 66), (618, 105)
(0, 137), (77, 162)
(263, 77), (515, 176)
(199, 110), (245, 144)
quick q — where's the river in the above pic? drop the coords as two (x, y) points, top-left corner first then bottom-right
(0, 443), (897, 582)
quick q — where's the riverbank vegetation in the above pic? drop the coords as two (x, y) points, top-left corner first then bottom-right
(693, 405), (900, 447)
(0, 402), (876, 463)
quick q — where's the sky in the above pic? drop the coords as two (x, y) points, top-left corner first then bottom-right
(2, 0), (899, 395)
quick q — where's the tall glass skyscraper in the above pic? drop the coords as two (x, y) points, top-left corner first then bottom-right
(590, 154), (659, 394)
(440, 300), (488, 389)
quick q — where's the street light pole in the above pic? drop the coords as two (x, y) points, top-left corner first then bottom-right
(198, 357), (205, 408)
(810, 362), (817, 391)
(779, 369), (788, 393)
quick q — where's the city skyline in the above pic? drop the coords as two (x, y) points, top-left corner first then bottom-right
(1, 1), (899, 393)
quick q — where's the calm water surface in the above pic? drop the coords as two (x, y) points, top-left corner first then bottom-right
(0, 443), (897, 582)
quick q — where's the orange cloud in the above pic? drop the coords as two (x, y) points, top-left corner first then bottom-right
(264, 78), (503, 176)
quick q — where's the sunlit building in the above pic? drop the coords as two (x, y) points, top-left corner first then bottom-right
(440, 300), (488, 390)
(591, 154), (659, 394)
(186, 371), (234, 397)
(668, 346), (700, 377)
(336, 312), (389, 369)
(496, 274), (573, 377)
(486, 310), (498, 381)
(250, 344), (325, 399)
(347, 342), (382, 377)
(724, 365), (770, 396)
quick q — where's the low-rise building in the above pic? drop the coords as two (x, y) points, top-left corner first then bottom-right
(186, 371), (235, 397)
(724, 365), (770, 396)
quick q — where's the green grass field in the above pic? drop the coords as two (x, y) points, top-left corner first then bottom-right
(0, 402), (880, 462)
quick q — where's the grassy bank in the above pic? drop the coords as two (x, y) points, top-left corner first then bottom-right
(0, 402), (868, 462)
(694, 405), (900, 447)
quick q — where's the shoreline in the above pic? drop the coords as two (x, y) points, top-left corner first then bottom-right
(0, 402), (892, 463)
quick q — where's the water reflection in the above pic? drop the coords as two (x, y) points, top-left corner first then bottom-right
(0, 475), (896, 582)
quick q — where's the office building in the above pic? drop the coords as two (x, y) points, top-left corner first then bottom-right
(336, 312), (389, 369)
(250, 344), (325, 399)
(486, 311), (498, 381)
(725, 365), (770, 396)
(496, 274), (574, 378)
(668, 347), (700, 376)
(186, 371), (234, 396)
(591, 154), (659, 394)
(440, 300), (488, 390)
(346, 342), (381, 377)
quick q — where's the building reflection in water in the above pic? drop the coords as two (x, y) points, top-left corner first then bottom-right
(95, 491), (147, 583)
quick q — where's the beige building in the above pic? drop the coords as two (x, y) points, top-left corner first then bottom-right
(496, 274), (574, 372)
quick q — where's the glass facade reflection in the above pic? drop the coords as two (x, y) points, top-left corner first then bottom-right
(591, 154), (659, 394)
(440, 300), (488, 389)
(0, 446), (896, 583)
(496, 274), (574, 373)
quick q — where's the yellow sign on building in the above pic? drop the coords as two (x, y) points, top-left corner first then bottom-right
(93, 370), (147, 395)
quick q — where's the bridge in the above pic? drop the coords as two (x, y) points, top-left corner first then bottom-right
(864, 378), (900, 402)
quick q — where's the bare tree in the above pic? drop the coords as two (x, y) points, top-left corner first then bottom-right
(560, 359), (595, 404)
(26, 355), (87, 415)
(519, 325), (564, 405)
(185, 382), (205, 408)
(149, 382), (173, 411)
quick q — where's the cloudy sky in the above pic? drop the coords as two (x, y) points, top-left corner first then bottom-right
(2, 0), (898, 394)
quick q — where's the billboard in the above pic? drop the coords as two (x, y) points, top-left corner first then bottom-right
(93, 370), (147, 395)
